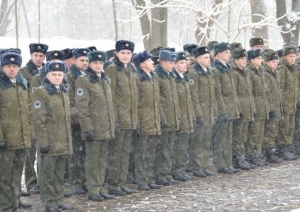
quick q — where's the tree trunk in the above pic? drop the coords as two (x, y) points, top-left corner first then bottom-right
(151, 0), (162, 47)
(291, 0), (300, 46)
(160, 5), (168, 47)
(112, 0), (119, 42)
(0, 0), (14, 36)
(250, 0), (268, 41)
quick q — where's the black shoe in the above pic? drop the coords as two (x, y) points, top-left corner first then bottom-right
(64, 191), (72, 198)
(173, 173), (188, 181)
(156, 178), (170, 186)
(46, 206), (62, 212)
(148, 183), (161, 189)
(217, 166), (240, 174)
(248, 156), (265, 166)
(138, 184), (150, 191)
(100, 193), (116, 200)
(19, 200), (32, 209)
(227, 166), (241, 173)
(121, 186), (136, 194)
(167, 178), (180, 185)
(183, 172), (196, 180)
(28, 185), (39, 194)
(20, 190), (31, 197)
(193, 170), (207, 177)
(58, 203), (74, 210)
(234, 155), (252, 170)
(281, 151), (299, 161)
(73, 186), (87, 194)
(108, 187), (126, 196)
(204, 169), (216, 176)
(88, 194), (104, 202)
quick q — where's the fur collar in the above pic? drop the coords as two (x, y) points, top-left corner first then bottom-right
(26, 59), (42, 76)
(112, 57), (135, 72)
(42, 78), (68, 95)
(69, 64), (84, 80)
(136, 68), (156, 82)
(247, 64), (262, 76)
(155, 64), (176, 78)
(0, 71), (27, 90)
(212, 59), (231, 73)
(193, 63), (214, 76)
(85, 67), (110, 83)
(173, 70), (189, 83)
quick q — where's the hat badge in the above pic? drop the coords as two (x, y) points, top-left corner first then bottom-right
(83, 50), (87, 54)
(125, 43), (129, 47)
(98, 54), (102, 58)
(10, 57), (15, 61)
(205, 48), (208, 51)
(54, 53), (58, 56)
(55, 64), (59, 68)
(38, 46), (42, 49)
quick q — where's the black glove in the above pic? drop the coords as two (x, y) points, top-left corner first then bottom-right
(239, 113), (243, 119)
(85, 131), (95, 142)
(269, 111), (276, 119)
(0, 140), (7, 150)
(196, 116), (204, 126)
(115, 122), (121, 133)
(40, 146), (50, 154)
(218, 115), (229, 122)
(161, 121), (169, 128)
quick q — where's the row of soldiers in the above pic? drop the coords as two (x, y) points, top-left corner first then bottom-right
(0, 37), (300, 212)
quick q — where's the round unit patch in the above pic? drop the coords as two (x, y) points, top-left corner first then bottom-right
(34, 101), (41, 109)
(76, 88), (84, 96)
(189, 79), (194, 85)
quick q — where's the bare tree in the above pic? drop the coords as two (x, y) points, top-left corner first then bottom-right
(249, 0), (268, 41)
(276, 0), (300, 46)
(0, 0), (15, 36)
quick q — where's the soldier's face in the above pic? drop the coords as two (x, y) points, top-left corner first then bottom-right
(31, 52), (45, 68)
(174, 60), (187, 73)
(234, 57), (247, 69)
(140, 58), (154, 73)
(46, 71), (64, 86)
(64, 58), (74, 69)
(251, 45), (264, 50)
(265, 60), (278, 70)
(196, 53), (210, 68)
(116, 50), (133, 65)
(284, 54), (297, 65)
(74, 56), (88, 71)
(89, 61), (104, 73)
(217, 50), (231, 63)
(250, 56), (263, 67)
(161, 60), (174, 72)
(2, 64), (20, 79)
(186, 57), (192, 67)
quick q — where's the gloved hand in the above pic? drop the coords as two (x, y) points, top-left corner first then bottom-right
(115, 122), (121, 133)
(196, 116), (204, 126)
(239, 113), (243, 119)
(161, 121), (169, 128)
(40, 146), (50, 154)
(0, 140), (8, 150)
(269, 111), (276, 119)
(218, 115), (229, 122)
(85, 131), (95, 142)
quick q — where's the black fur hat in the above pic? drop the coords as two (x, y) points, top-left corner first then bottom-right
(283, 46), (297, 56)
(263, 50), (278, 62)
(115, 40), (135, 52)
(176, 51), (187, 61)
(29, 43), (48, 54)
(0, 52), (22, 67)
(72, 48), (91, 59)
(249, 37), (264, 47)
(183, 44), (198, 54)
(214, 42), (231, 55)
(247, 49), (262, 60)
(46, 50), (65, 61)
(61, 48), (73, 59)
(231, 48), (247, 59)
(45, 61), (67, 73)
(87, 51), (106, 62)
(193, 46), (210, 58)
(132, 51), (152, 67)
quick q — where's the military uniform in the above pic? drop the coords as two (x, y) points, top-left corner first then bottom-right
(155, 64), (181, 184)
(75, 65), (115, 199)
(173, 70), (195, 180)
(105, 56), (138, 194)
(66, 63), (87, 193)
(20, 60), (42, 193)
(188, 62), (217, 175)
(277, 55), (299, 160)
(31, 74), (73, 211)
(134, 67), (161, 190)
(212, 59), (241, 169)
(0, 70), (31, 212)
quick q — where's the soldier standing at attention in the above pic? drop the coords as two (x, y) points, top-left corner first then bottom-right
(172, 51), (196, 181)
(276, 46), (299, 160)
(31, 61), (74, 212)
(212, 43), (250, 171)
(230, 48), (257, 169)
(20, 43), (48, 195)
(105, 40), (138, 196)
(131, 51), (162, 191)
(66, 48), (91, 194)
(154, 49), (181, 186)
(75, 51), (116, 201)
(259, 50), (283, 163)
(0, 52), (32, 212)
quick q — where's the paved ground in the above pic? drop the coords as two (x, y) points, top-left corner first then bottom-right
(20, 159), (300, 212)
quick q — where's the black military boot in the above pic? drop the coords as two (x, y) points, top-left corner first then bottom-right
(264, 148), (282, 164)
(234, 155), (252, 170)
(279, 145), (299, 161)
(248, 155), (265, 166)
